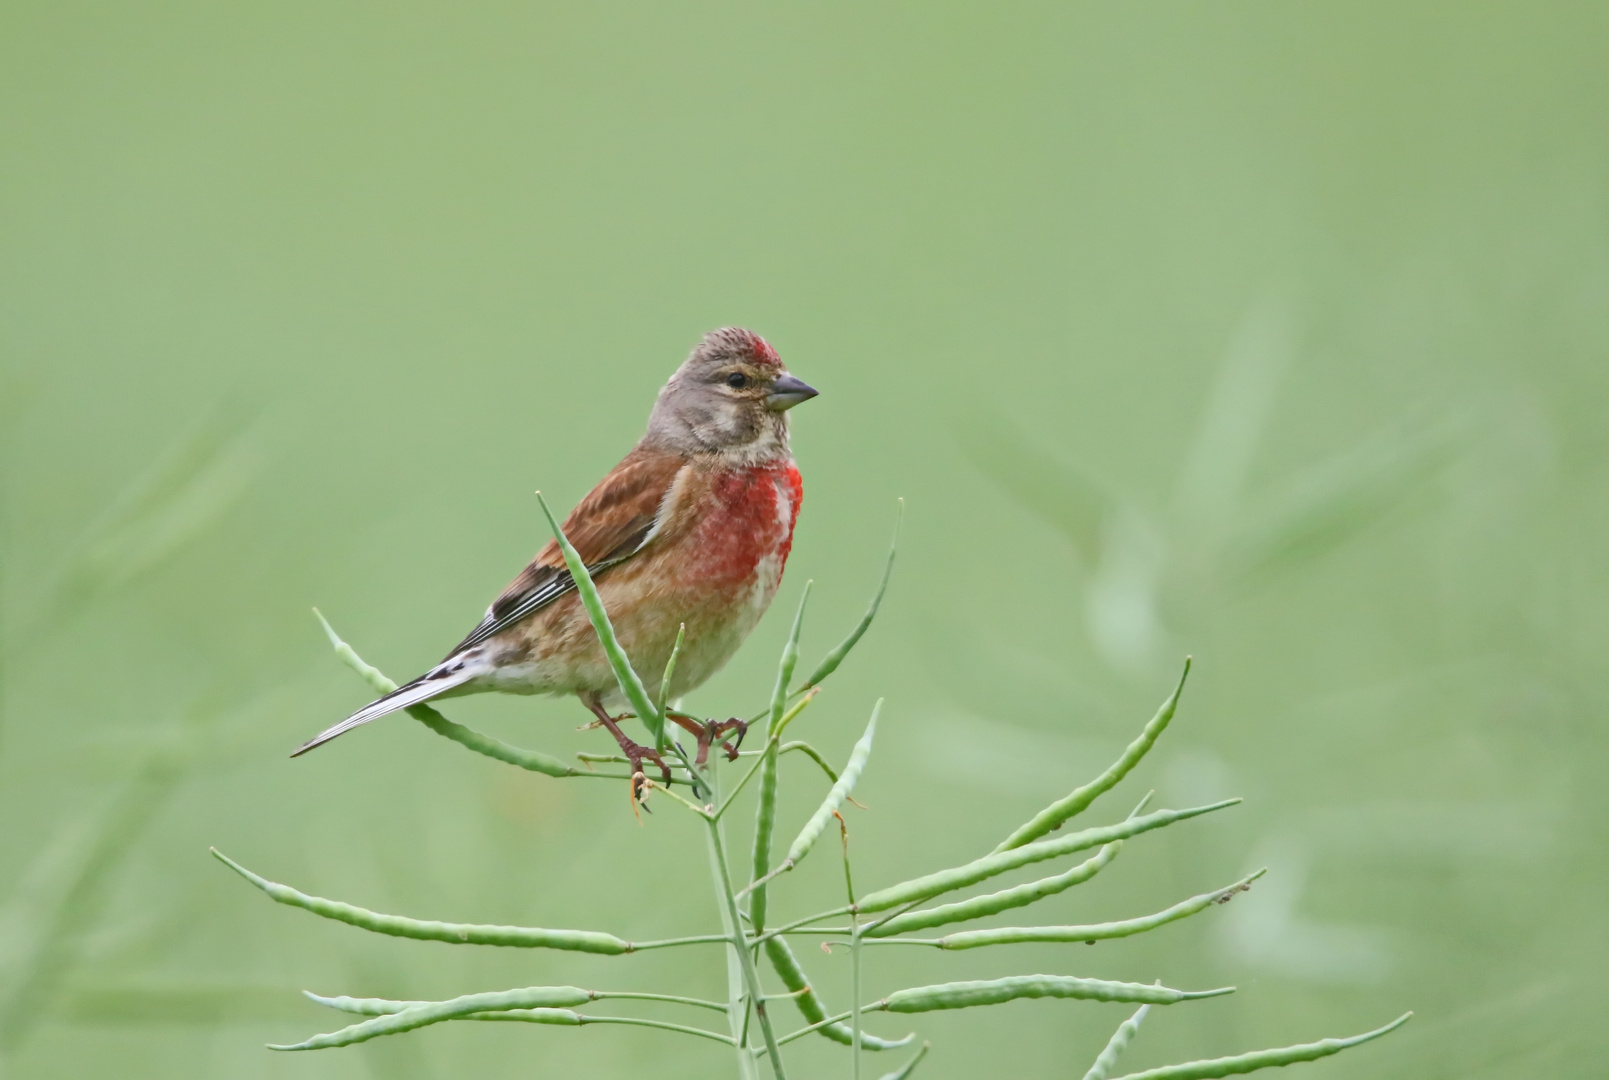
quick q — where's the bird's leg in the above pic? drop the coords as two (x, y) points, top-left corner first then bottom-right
(666, 711), (749, 765)
(582, 696), (670, 803)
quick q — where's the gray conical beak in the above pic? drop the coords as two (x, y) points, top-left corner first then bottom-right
(766, 373), (819, 412)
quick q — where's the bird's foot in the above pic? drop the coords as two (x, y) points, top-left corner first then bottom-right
(707, 717), (748, 763)
(585, 706), (670, 805)
(668, 712), (749, 766)
(619, 739), (672, 806)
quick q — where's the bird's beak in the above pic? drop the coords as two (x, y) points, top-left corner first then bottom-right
(766, 373), (819, 412)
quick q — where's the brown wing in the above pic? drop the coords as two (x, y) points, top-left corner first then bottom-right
(443, 446), (686, 659)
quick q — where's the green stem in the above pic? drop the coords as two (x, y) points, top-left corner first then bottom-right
(597, 991), (729, 1012)
(851, 923), (863, 1080)
(706, 816), (789, 1079)
(704, 769), (763, 1080)
(630, 934), (732, 950)
(752, 906), (855, 948)
(579, 1014), (737, 1046)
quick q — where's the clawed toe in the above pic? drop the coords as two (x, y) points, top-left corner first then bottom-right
(623, 743), (672, 804)
(581, 697), (671, 807)
(712, 717), (748, 761)
(667, 711), (750, 765)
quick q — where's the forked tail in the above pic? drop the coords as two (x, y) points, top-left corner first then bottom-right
(292, 667), (475, 756)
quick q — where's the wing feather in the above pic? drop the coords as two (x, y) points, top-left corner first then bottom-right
(443, 448), (686, 658)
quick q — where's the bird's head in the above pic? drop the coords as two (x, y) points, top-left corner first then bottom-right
(645, 328), (818, 460)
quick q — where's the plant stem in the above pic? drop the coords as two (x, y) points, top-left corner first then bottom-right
(631, 934), (732, 951)
(752, 906), (855, 947)
(704, 770), (763, 1080)
(705, 813), (788, 1079)
(579, 1015), (737, 1045)
(850, 923), (863, 1080)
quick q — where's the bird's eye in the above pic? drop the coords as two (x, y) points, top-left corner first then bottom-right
(725, 372), (748, 389)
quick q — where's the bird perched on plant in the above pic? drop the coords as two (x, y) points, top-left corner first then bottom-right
(293, 328), (817, 798)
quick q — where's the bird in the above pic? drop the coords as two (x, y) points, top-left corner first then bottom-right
(293, 328), (817, 798)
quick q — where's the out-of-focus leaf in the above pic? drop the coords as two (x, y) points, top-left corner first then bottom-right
(1173, 298), (1295, 540)
(1228, 414), (1470, 582)
(0, 692), (231, 1050)
(960, 417), (1115, 564)
(13, 403), (262, 645)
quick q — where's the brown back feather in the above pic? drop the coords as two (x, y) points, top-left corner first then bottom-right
(445, 446), (686, 659)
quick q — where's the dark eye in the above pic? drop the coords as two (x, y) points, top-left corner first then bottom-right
(725, 372), (748, 389)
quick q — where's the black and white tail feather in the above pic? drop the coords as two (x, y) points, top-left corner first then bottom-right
(291, 547), (627, 757)
(291, 663), (479, 756)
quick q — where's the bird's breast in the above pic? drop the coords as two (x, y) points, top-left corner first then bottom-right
(682, 460), (802, 594)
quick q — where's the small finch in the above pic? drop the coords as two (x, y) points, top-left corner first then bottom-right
(293, 328), (817, 796)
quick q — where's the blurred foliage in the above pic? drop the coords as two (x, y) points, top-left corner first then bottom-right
(2, 2), (1607, 1078)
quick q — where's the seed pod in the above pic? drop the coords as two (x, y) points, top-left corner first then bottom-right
(304, 992), (422, 1015)
(1105, 1013), (1412, 1080)
(763, 936), (913, 1051)
(769, 583), (812, 732)
(305, 992), (588, 1026)
(866, 839), (1123, 937)
(936, 871), (1265, 950)
(875, 975), (1232, 1014)
(316, 611), (579, 778)
(214, 850), (631, 954)
(461, 1009), (583, 1026)
(750, 746), (781, 932)
(537, 493), (663, 746)
(800, 501), (900, 690)
(855, 799), (1239, 914)
(995, 658), (1190, 853)
(1083, 1002), (1150, 1080)
(270, 986), (594, 1050)
(785, 701), (880, 867)
(877, 1041), (931, 1080)
(752, 586), (813, 931)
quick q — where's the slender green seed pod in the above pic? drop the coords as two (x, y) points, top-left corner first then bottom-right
(785, 701), (880, 867)
(750, 745), (780, 932)
(762, 936), (913, 1051)
(461, 1009), (583, 1025)
(868, 794), (1148, 937)
(657, 623), (685, 719)
(269, 986), (594, 1050)
(855, 800), (1239, 914)
(536, 492), (663, 746)
(304, 993), (584, 1025)
(750, 586), (812, 930)
(936, 871), (1266, 950)
(314, 608), (396, 696)
(213, 850), (631, 954)
(315, 611), (587, 779)
(1083, 1003), (1150, 1080)
(877, 1041), (931, 1080)
(865, 840), (1124, 938)
(408, 708), (580, 778)
(304, 992), (422, 1015)
(995, 658), (1191, 853)
(1105, 1013), (1412, 1080)
(770, 583), (812, 734)
(874, 975), (1232, 1014)
(800, 501), (900, 690)
(336, 1008), (732, 1046)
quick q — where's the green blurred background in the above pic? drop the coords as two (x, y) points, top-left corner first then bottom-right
(2, 2), (1606, 1077)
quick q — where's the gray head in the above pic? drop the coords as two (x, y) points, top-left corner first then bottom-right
(643, 328), (818, 460)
